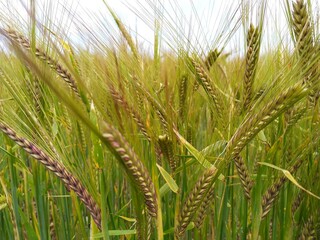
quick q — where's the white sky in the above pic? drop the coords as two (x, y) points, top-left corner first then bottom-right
(0, 0), (320, 56)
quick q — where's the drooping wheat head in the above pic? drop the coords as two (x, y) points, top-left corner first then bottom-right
(0, 123), (102, 229)
(2, 29), (81, 98)
(102, 122), (158, 217)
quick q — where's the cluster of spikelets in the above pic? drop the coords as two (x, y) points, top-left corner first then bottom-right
(0, 0), (319, 239)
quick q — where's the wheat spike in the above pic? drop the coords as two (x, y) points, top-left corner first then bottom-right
(192, 59), (223, 118)
(261, 158), (304, 219)
(204, 49), (220, 70)
(292, 0), (313, 60)
(243, 24), (261, 110)
(292, 191), (304, 216)
(234, 155), (253, 199)
(292, 0), (319, 106)
(107, 6), (140, 62)
(179, 75), (188, 120)
(0, 123), (102, 229)
(227, 83), (307, 160)
(109, 85), (151, 141)
(3, 29), (80, 97)
(299, 215), (316, 240)
(102, 123), (158, 217)
(175, 167), (216, 237)
(193, 183), (215, 229)
(158, 134), (176, 171)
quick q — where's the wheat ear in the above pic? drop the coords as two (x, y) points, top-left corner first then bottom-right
(0, 123), (102, 229)
(292, 191), (304, 216)
(158, 134), (176, 171)
(234, 155), (253, 199)
(193, 183), (215, 229)
(292, 0), (319, 106)
(106, 6), (140, 62)
(299, 215), (316, 240)
(261, 158), (304, 219)
(109, 85), (151, 141)
(2, 29), (80, 97)
(204, 49), (220, 70)
(227, 82), (307, 160)
(243, 24), (261, 110)
(102, 123), (158, 217)
(292, 0), (313, 60)
(192, 59), (223, 118)
(179, 75), (188, 120)
(175, 167), (216, 237)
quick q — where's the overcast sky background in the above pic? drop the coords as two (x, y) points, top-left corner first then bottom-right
(0, 0), (320, 56)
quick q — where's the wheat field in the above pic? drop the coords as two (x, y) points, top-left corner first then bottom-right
(0, 0), (319, 239)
